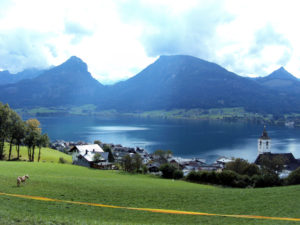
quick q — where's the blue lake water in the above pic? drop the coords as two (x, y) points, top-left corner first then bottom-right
(35, 116), (300, 162)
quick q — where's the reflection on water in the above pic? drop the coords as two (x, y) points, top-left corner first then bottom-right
(36, 116), (300, 162)
(90, 126), (149, 132)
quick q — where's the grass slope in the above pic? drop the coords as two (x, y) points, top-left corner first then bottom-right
(0, 162), (299, 225)
(3, 143), (72, 163)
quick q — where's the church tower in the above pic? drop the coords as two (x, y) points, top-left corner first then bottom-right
(258, 126), (271, 154)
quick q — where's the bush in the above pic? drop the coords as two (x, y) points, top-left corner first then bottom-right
(159, 163), (179, 179)
(173, 170), (183, 179)
(186, 171), (201, 182)
(252, 173), (281, 188)
(217, 170), (239, 186)
(244, 164), (260, 176)
(186, 169), (284, 188)
(233, 175), (251, 188)
(286, 167), (300, 185)
(225, 158), (260, 176)
(206, 171), (218, 184)
(58, 157), (66, 164)
(142, 164), (148, 174)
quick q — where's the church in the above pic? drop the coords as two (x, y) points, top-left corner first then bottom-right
(254, 126), (300, 172)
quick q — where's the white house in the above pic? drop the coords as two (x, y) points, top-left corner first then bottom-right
(215, 156), (233, 168)
(69, 144), (108, 168)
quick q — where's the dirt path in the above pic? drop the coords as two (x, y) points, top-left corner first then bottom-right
(0, 192), (299, 222)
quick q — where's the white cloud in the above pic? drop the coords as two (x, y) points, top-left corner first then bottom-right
(0, 0), (300, 83)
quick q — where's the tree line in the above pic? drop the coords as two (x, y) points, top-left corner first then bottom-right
(187, 158), (300, 188)
(0, 103), (49, 161)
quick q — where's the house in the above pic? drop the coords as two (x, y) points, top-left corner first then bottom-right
(147, 162), (161, 173)
(215, 156), (233, 168)
(255, 152), (300, 171)
(198, 164), (223, 172)
(69, 144), (110, 168)
(254, 126), (300, 177)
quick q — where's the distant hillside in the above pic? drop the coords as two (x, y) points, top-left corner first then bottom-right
(1, 55), (300, 114)
(256, 67), (300, 94)
(0, 56), (103, 107)
(101, 55), (297, 114)
(0, 68), (44, 85)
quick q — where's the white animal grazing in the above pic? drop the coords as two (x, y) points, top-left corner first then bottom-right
(17, 175), (29, 187)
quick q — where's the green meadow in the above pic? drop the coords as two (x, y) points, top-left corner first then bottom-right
(3, 143), (72, 163)
(0, 161), (299, 225)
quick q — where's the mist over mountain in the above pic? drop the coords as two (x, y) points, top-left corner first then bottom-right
(0, 55), (300, 114)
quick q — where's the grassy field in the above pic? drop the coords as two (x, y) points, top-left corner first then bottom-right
(3, 143), (72, 163)
(0, 161), (299, 225)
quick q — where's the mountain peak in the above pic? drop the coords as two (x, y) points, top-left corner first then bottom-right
(277, 66), (287, 72)
(266, 67), (297, 81)
(66, 56), (84, 63)
(59, 56), (88, 72)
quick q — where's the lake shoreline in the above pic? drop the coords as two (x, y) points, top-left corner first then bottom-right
(16, 106), (300, 126)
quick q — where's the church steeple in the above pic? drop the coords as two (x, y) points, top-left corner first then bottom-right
(260, 126), (270, 140)
(258, 126), (271, 154)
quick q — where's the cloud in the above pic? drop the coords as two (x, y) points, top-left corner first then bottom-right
(64, 21), (93, 44)
(249, 24), (292, 62)
(0, 0), (13, 19)
(216, 23), (293, 77)
(117, 0), (233, 60)
(0, 29), (55, 73)
(1, 0), (300, 81)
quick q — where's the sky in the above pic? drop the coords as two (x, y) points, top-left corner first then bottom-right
(0, 0), (300, 84)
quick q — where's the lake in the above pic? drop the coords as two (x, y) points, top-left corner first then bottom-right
(36, 115), (300, 163)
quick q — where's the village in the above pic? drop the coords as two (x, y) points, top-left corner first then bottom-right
(50, 126), (300, 178)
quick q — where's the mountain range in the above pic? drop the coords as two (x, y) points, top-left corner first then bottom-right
(1, 55), (300, 114)
(0, 68), (44, 84)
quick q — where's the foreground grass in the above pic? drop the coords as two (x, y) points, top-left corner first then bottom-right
(3, 143), (72, 163)
(0, 162), (299, 224)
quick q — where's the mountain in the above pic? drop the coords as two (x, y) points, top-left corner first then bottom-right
(1, 54), (300, 114)
(263, 67), (298, 81)
(100, 55), (294, 113)
(0, 56), (103, 107)
(255, 67), (300, 95)
(0, 68), (44, 85)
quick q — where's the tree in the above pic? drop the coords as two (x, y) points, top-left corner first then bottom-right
(94, 140), (102, 146)
(121, 153), (144, 173)
(259, 155), (285, 174)
(122, 154), (134, 172)
(102, 144), (114, 162)
(159, 163), (177, 179)
(37, 134), (50, 162)
(0, 103), (11, 160)
(132, 153), (142, 173)
(286, 167), (300, 185)
(225, 158), (260, 176)
(25, 119), (41, 162)
(153, 149), (173, 163)
(7, 110), (22, 160)
(14, 121), (26, 160)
